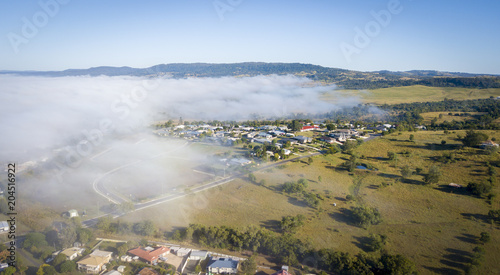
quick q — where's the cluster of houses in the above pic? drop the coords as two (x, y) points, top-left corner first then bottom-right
(154, 123), (377, 148)
(49, 244), (243, 275)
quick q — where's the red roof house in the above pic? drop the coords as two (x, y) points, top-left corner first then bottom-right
(300, 125), (320, 132)
(128, 246), (169, 264)
(272, 270), (292, 275)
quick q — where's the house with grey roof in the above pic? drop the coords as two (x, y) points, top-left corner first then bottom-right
(207, 257), (239, 274)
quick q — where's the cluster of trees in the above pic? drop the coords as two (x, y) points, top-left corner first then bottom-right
(462, 130), (489, 147)
(280, 214), (306, 233)
(282, 179), (309, 194)
(249, 143), (293, 161)
(350, 206), (382, 228)
(22, 231), (82, 273)
(171, 224), (416, 274)
(96, 217), (157, 237)
(281, 179), (321, 208)
(387, 98), (500, 130)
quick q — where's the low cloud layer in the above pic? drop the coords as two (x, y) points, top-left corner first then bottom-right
(0, 74), (361, 162)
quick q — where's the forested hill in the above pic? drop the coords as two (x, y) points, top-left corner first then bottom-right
(2, 62), (499, 90)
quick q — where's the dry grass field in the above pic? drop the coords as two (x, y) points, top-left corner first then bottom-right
(121, 130), (500, 274)
(320, 85), (500, 105)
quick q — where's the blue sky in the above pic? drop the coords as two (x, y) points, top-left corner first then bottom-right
(1, 0), (499, 74)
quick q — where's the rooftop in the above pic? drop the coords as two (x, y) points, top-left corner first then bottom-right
(208, 257), (239, 269)
(128, 246), (169, 262)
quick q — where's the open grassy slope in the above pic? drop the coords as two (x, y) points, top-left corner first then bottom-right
(122, 130), (500, 274)
(321, 85), (500, 105)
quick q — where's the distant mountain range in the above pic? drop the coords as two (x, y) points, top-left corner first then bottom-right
(2, 62), (499, 89)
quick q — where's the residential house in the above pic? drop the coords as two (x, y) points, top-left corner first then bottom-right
(128, 246), (169, 265)
(300, 125), (320, 132)
(67, 209), (79, 218)
(189, 250), (209, 260)
(76, 250), (112, 274)
(61, 247), (85, 260)
(207, 257), (239, 274)
(137, 267), (160, 275)
(272, 269), (292, 275)
(0, 221), (8, 232)
(102, 270), (121, 275)
(253, 138), (271, 144)
(481, 140), (499, 148)
(257, 132), (273, 139)
(318, 136), (336, 144)
(277, 138), (297, 145)
(176, 248), (192, 257)
(293, 136), (312, 143)
(229, 158), (252, 166)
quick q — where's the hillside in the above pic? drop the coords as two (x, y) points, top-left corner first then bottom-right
(2, 62), (499, 90)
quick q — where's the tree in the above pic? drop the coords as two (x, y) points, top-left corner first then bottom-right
(52, 253), (67, 267)
(350, 206), (382, 228)
(195, 264), (202, 273)
(379, 254), (417, 275)
(290, 120), (302, 132)
(240, 254), (257, 275)
(23, 232), (48, 249)
(343, 155), (358, 172)
(76, 227), (93, 244)
(59, 226), (77, 248)
(117, 243), (129, 256)
(342, 140), (358, 154)
(280, 215), (305, 233)
(479, 232), (491, 244)
(400, 166), (413, 182)
(248, 173), (257, 183)
(462, 130), (488, 147)
(366, 234), (387, 252)
(409, 134), (414, 142)
(42, 265), (57, 275)
(59, 260), (77, 273)
(96, 216), (113, 232)
(466, 182), (492, 197)
(387, 151), (397, 160)
(307, 157), (313, 165)
(423, 166), (441, 185)
(1, 266), (16, 275)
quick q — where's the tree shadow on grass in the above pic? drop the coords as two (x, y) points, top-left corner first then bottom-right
(438, 248), (473, 272)
(434, 185), (470, 196)
(260, 219), (281, 233)
(461, 212), (491, 223)
(334, 196), (347, 202)
(352, 236), (371, 252)
(378, 173), (400, 179)
(423, 265), (461, 275)
(287, 196), (308, 208)
(329, 207), (357, 226)
(455, 233), (477, 245)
